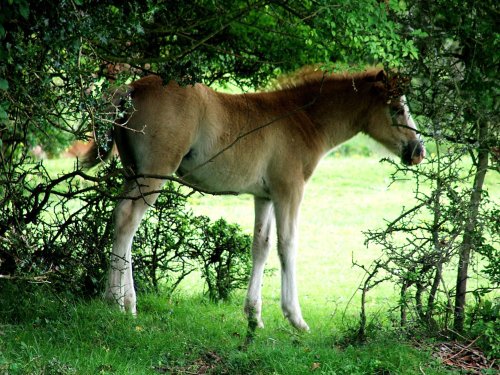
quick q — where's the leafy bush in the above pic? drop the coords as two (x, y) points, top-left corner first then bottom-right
(0, 159), (121, 296)
(133, 183), (236, 296)
(132, 184), (201, 293)
(196, 218), (252, 301)
(0, 159), (252, 302)
(468, 299), (499, 359)
(133, 183), (253, 300)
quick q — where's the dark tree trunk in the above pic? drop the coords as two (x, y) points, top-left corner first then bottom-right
(453, 121), (489, 333)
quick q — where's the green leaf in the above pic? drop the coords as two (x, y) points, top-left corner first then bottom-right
(19, 2), (29, 20)
(0, 78), (8, 91)
(411, 29), (429, 38)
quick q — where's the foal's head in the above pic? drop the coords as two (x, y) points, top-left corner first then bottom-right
(364, 71), (425, 165)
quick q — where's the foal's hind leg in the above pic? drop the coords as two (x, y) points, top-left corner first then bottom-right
(245, 197), (274, 329)
(106, 178), (165, 313)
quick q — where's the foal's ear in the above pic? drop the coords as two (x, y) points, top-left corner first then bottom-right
(375, 69), (387, 82)
(365, 69), (387, 83)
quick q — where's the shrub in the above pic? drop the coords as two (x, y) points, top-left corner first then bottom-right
(468, 299), (499, 359)
(196, 218), (252, 301)
(133, 183), (253, 300)
(133, 183), (204, 294)
(0, 159), (252, 302)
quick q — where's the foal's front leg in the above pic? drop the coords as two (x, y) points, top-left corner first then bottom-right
(245, 197), (274, 328)
(274, 187), (309, 331)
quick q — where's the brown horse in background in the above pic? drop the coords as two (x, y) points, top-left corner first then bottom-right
(84, 67), (425, 331)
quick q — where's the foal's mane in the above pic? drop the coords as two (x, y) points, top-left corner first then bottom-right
(269, 65), (409, 102)
(270, 65), (383, 91)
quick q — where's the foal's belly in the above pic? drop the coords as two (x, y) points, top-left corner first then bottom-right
(175, 154), (269, 197)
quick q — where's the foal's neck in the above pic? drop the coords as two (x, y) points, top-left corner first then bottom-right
(291, 80), (374, 152)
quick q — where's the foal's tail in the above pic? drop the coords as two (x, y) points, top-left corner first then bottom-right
(82, 85), (133, 169)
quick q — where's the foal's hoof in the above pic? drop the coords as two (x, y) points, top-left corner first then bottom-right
(247, 316), (265, 332)
(294, 320), (310, 332)
(287, 316), (310, 332)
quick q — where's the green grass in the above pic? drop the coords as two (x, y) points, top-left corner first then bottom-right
(3, 144), (498, 374)
(1, 286), (450, 375)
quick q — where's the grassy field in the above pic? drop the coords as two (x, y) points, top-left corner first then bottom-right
(2, 138), (498, 374)
(1, 288), (450, 375)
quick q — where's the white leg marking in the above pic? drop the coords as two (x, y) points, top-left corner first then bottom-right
(245, 197), (274, 328)
(105, 199), (142, 314)
(105, 179), (163, 315)
(274, 188), (309, 331)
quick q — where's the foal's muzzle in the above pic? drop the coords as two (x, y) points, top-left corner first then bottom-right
(402, 140), (425, 165)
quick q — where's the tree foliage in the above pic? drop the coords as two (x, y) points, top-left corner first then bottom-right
(360, 0), (499, 350)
